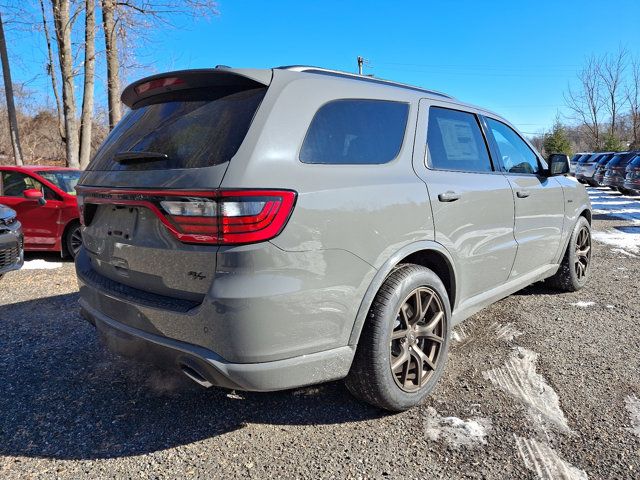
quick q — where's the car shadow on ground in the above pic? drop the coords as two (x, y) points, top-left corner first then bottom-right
(0, 293), (384, 461)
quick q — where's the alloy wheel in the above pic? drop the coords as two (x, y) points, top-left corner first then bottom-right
(389, 287), (445, 392)
(70, 227), (83, 257)
(574, 226), (591, 280)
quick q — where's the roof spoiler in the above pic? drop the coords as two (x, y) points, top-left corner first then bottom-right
(121, 68), (273, 108)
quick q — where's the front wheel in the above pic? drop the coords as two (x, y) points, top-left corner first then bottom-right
(345, 264), (451, 411)
(64, 221), (83, 259)
(546, 216), (592, 292)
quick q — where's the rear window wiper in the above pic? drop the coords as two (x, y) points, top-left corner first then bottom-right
(113, 151), (169, 163)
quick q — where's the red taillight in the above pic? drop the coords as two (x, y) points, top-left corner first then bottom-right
(76, 188), (297, 245)
(134, 77), (186, 95)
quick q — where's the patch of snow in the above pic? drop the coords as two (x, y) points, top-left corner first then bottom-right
(592, 229), (640, 255)
(606, 305), (614, 309)
(611, 248), (638, 258)
(483, 348), (571, 433)
(587, 187), (640, 222)
(452, 322), (473, 345)
(22, 259), (63, 270)
(424, 407), (491, 447)
(569, 301), (595, 308)
(491, 322), (523, 342)
(515, 436), (588, 480)
(625, 395), (640, 438)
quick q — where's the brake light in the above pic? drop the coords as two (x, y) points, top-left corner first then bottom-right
(134, 77), (185, 95)
(76, 188), (297, 245)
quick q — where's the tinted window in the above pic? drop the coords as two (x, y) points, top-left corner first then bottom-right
(487, 118), (540, 174)
(426, 107), (493, 172)
(89, 87), (267, 171)
(1, 172), (57, 200)
(300, 100), (409, 164)
(629, 155), (640, 167)
(37, 170), (82, 195)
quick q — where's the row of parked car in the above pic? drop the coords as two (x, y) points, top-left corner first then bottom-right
(570, 150), (640, 194)
(0, 165), (83, 280)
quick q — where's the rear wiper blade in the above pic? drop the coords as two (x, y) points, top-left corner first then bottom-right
(113, 151), (168, 163)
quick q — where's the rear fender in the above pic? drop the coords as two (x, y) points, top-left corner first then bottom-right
(347, 240), (457, 347)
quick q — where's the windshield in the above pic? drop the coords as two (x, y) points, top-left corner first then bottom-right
(36, 170), (82, 195)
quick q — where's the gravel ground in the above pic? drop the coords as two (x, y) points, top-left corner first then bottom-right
(1, 187), (639, 479)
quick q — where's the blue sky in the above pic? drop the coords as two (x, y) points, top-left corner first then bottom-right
(7, 0), (640, 135)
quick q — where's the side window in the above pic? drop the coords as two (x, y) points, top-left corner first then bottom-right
(1, 172), (46, 197)
(486, 118), (541, 175)
(426, 107), (493, 173)
(300, 99), (409, 164)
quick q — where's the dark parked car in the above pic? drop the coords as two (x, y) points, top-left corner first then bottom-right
(603, 151), (639, 194)
(569, 153), (589, 176)
(592, 153), (617, 186)
(75, 66), (591, 411)
(623, 154), (640, 194)
(576, 153), (612, 186)
(0, 204), (23, 281)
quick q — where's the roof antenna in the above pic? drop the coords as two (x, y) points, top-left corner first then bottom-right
(357, 56), (370, 75)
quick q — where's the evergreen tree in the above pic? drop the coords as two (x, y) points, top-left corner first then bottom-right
(543, 119), (572, 158)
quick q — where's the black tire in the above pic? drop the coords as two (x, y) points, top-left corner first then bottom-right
(345, 264), (451, 411)
(546, 217), (592, 292)
(64, 221), (83, 259)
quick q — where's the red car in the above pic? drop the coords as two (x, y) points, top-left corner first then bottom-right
(0, 166), (82, 257)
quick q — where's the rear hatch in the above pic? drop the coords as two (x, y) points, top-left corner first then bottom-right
(78, 69), (271, 303)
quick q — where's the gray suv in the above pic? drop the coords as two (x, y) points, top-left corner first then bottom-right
(75, 66), (592, 411)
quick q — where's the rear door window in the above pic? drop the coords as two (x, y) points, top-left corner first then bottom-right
(300, 99), (409, 164)
(88, 87), (267, 171)
(426, 107), (493, 172)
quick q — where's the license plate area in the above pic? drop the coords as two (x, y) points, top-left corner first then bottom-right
(105, 206), (138, 241)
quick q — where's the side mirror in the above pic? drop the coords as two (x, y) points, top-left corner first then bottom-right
(23, 188), (46, 206)
(547, 154), (570, 176)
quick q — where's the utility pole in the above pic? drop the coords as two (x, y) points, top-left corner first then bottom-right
(0, 12), (24, 165)
(357, 56), (364, 75)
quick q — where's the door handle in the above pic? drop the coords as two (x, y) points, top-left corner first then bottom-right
(438, 191), (461, 202)
(516, 190), (530, 198)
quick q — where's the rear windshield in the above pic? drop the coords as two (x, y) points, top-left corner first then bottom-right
(88, 87), (267, 171)
(608, 153), (634, 168)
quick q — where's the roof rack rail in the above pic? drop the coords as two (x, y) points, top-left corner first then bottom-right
(277, 65), (454, 99)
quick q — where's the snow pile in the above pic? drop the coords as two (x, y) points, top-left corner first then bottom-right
(515, 436), (588, 480)
(483, 348), (571, 433)
(625, 395), (640, 438)
(569, 301), (595, 308)
(22, 259), (63, 270)
(423, 407), (491, 447)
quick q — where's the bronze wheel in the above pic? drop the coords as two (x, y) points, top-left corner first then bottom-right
(389, 287), (446, 392)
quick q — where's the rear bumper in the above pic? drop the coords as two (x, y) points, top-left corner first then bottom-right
(623, 179), (640, 191)
(81, 298), (355, 391)
(603, 175), (625, 188)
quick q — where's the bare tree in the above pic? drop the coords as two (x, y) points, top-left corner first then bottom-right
(599, 47), (628, 140)
(627, 59), (640, 149)
(100, 0), (219, 131)
(0, 11), (23, 165)
(564, 56), (604, 150)
(51, 0), (80, 168)
(79, 0), (96, 169)
(38, 0), (65, 143)
(101, 0), (121, 130)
